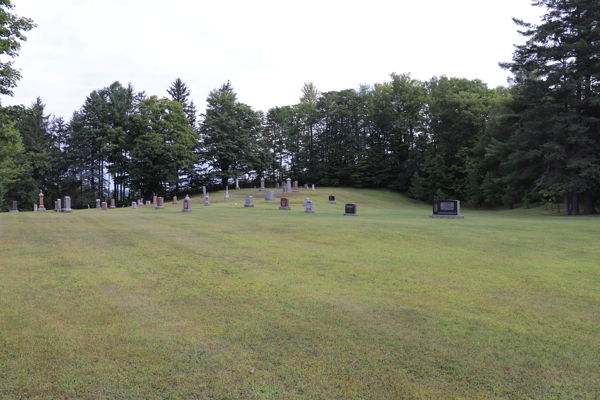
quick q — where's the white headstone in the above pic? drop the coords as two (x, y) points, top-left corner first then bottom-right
(132, 202), (137, 210)
(312, 184), (315, 191)
(235, 178), (240, 190)
(225, 186), (230, 200)
(34, 204), (38, 212)
(259, 177), (265, 191)
(244, 195), (254, 207)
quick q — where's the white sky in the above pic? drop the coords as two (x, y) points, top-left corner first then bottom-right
(3, 0), (544, 120)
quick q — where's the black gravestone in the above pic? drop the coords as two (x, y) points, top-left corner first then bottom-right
(344, 203), (359, 216)
(430, 200), (464, 219)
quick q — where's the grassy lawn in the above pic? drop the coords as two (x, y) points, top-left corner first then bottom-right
(1, 188), (598, 399)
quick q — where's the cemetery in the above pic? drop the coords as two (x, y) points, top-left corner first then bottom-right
(1, 186), (598, 399)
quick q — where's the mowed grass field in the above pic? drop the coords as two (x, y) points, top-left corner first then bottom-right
(1, 188), (598, 399)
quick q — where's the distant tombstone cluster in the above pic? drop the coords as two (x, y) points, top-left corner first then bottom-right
(13, 186), (465, 220)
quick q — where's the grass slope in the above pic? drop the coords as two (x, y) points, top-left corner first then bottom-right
(0, 188), (598, 399)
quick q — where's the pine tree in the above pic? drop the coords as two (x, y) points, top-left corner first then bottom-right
(500, 0), (600, 213)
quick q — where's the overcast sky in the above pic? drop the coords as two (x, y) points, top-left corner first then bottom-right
(4, 0), (544, 120)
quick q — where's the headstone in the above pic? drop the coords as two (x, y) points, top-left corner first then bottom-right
(292, 181), (299, 192)
(146, 200), (150, 205)
(203, 186), (207, 197)
(172, 196), (178, 204)
(63, 196), (73, 213)
(57, 198), (62, 212)
(304, 184), (308, 189)
(259, 177), (265, 191)
(328, 195), (336, 204)
(305, 199), (314, 213)
(182, 194), (193, 212)
(279, 197), (290, 210)
(138, 199), (142, 206)
(304, 198), (309, 206)
(429, 200), (464, 219)
(265, 191), (275, 201)
(235, 178), (240, 190)
(155, 197), (164, 209)
(101, 202), (108, 211)
(344, 203), (359, 216)
(224, 186), (230, 200)
(244, 195), (254, 207)
(34, 204), (38, 212)
(285, 178), (292, 193)
(10, 201), (18, 212)
(152, 195), (157, 205)
(312, 184), (315, 191)
(132, 201), (137, 210)
(109, 199), (116, 209)
(276, 182), (280, 188)
(54, 200), (58, 212)
(204, 195), (211, 206)
(38, 190), (46, 211)
(96, 199), (101, 209)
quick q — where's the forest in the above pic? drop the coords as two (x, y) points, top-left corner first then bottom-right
(1, 0), (599, 214)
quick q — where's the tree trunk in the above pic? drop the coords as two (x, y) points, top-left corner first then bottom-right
(571, 187), (580, 215)
(584, 188), (597, 214)
(564, 189), (571, 215)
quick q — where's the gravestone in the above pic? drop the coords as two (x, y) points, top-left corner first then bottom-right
(224, 187), (230, 200)
(146, 200), (150, 205)
(259, 177), (265, 191)
(344, 203), (359, 216)
(235, 178), (240, 190)
(429, 200), (464, 219)
(34, 204), (38, 212)
(57, 198), (62, 212)
(172, 196), (178, 204)
(138, 199), (142, 206)
(63, 196), (73, 213)
(303, 198), (309, 206)
(285, 178), (292, 193)
(54, 200), (58, 212)
(328, 195), (336, 204)
(244, 196), (254, 207)
(152, 195), (157, 205)
(182, 194), (193, 212)
(10, 201), (18, 212)
(156, 197), (164, 209)
(312, 184), (315, 191)
(304, 184), (308, 189)
(132, 201), (137, 210)
(265, 191), (275, 201)
(101, 202), (108, 211)
(110, 199), (116, 209)
(292, 181), (299, 192)
(96, 199), (101, 209)
(38, 190), (46, 211)
(276, 182), (280, 188)
(204, 195), (211, 206)
(305, 199), (314, 213)
(279, 197), (290, 210)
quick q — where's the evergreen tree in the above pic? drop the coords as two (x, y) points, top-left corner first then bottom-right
(200, 81), (263, 187)
(499, 0), (600, 213)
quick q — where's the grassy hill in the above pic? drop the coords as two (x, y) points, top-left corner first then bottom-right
(1, 188), (598, 399)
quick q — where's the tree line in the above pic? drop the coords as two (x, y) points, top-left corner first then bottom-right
(1, 0), (598, 214)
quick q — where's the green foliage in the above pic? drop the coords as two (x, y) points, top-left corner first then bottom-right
(129, 96), (198, 197)
(0, 0), (36, 95)
(201, 81), (263, 187)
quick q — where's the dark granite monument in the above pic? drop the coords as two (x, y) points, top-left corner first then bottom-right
(429, 200), (464, 219)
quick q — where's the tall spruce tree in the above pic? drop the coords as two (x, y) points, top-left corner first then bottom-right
(200, 81), (263, 187)
(499, 0), (600, 214)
